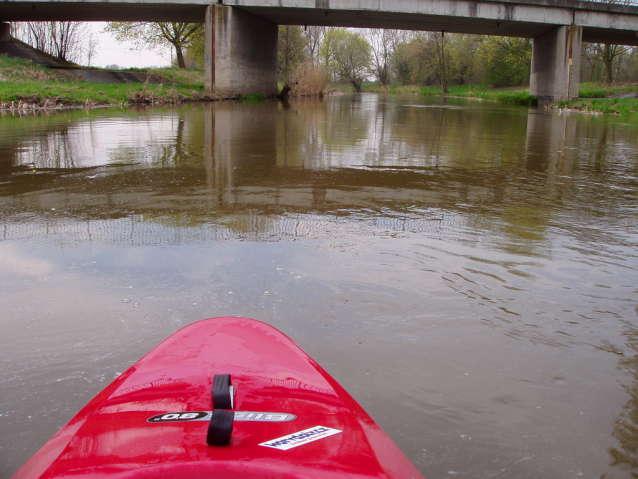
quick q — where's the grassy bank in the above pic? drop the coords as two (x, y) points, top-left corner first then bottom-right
(362, 82), (638, 115)
(361, 83), (537, 106)
(553, 82), (638, 115)
(3, 54), (638, 115)
(0, 55), (210, 108)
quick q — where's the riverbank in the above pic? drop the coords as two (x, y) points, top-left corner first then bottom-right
(0, 55), (215, 109)
(2, 54), (638, 115)
(361, 83), (638, 116)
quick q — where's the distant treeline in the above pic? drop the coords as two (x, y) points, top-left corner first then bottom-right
(275, 27), (638, 92)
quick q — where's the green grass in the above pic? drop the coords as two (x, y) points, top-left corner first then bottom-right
(362, 81), (638, 114)
(579, 82), (638, 98)
(0, 55), (212, 107)
(151, 68), (206, 89)
(0, 54), (68, 82)
(362, 82), (536, 106)
(554, 97), (638, 115)
(555, 83), (638, 115)
(0, 81), (134, 104)
(3, 53), (636, 115)
(237, 93), (267, 102)
(0, 80), (209, 107)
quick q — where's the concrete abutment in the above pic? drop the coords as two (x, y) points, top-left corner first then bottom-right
(530, 25), (583, 102)
(204, 5), (278, 97)
(0, 22), (10, 42)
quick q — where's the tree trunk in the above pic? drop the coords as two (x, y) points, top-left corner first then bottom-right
(175, 45), (186, 68)
(436, 34), (449, 94)
(604, 44), (613, 83)
(606, 63), (613, 84)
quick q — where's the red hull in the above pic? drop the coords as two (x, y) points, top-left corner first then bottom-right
(13, 317), (424, 479)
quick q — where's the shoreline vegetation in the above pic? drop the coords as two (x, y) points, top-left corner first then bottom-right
(1, 55), (637, 116)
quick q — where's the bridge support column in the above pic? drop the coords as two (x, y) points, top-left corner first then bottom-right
(530, 25), (582, 102)
(204, 5), (278, 97)
(0, 23), (11, 43)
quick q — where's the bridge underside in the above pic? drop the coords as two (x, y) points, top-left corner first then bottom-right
(1, 1), (637, 46)
(0, 3), (207, 23)
(231, 5), (638, 47)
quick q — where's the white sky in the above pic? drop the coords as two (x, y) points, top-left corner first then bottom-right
(87, 22), (172, 69)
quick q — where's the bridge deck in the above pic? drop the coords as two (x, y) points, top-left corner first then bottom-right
(0, 0), (636, 45)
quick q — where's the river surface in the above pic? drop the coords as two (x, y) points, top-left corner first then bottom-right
(1, 94), (637, 478)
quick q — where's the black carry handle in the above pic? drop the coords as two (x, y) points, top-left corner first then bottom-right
(212, 374), (234, 410)
(207, 374), (234, 446)
(207, 409), (234, 446)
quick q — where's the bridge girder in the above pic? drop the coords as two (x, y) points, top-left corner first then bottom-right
(0, 0), (637, 45)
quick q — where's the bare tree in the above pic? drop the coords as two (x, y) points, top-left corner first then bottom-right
(432, 32), (451, 93)
(12, 22), (89, 62)
(366, 29), (408, 90)
(304, 26), (324, 64)
(84, 32), (99, 67)
(595, 43), (629, 83)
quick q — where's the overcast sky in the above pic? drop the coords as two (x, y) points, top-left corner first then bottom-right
(87, 22), (172, 69)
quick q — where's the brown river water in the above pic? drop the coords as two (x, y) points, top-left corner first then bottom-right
(1, 94), (637, 478)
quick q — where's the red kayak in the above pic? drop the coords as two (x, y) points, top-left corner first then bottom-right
(13, 317), (425, 479)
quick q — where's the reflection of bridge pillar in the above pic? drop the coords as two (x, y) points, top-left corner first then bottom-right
(530, 25), (582, 102)
(204, 5), (278, 97)
(203, 102), (278, 196)
(525, 109), (576, 176)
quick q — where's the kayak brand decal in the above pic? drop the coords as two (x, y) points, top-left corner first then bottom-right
(147, 411), (296, 423)
(259, 426), (342, 450)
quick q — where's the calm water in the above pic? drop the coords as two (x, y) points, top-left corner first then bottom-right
(1, 95), (637, 478)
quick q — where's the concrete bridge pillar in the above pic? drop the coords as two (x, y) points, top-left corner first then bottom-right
(204, 5), (278, 97)
(530, 25), (582, 102)
(0, 22), (11, 43)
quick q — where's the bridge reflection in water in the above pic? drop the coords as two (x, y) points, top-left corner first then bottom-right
(0, 96), (613, 252)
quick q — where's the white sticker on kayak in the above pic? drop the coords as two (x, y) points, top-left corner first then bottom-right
(259, 426), (342, 450)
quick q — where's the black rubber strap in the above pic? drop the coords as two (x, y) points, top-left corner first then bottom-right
(212, 374), (233, 409)
(206, 409), (234, 446)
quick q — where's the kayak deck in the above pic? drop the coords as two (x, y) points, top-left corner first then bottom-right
(13, 317), (424, 479)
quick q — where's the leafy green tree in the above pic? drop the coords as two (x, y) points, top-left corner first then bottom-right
(478, 36), (531, 87)
(278, 25), (308, 82)
(321, 28), (371, 92)
(184, 28), (205, 68)
(449, 34), (482, 85)
(390, 33), (447, 88)
(393, 37), (431, 85)
(105, 22), (202, 68)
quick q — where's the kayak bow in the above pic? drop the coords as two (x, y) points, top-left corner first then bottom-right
(13, 317), (425, 479)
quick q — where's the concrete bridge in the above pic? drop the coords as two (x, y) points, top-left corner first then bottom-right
(1, 0), (637, 101)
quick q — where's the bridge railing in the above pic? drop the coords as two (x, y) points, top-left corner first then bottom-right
(584, 0), (638, 5)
